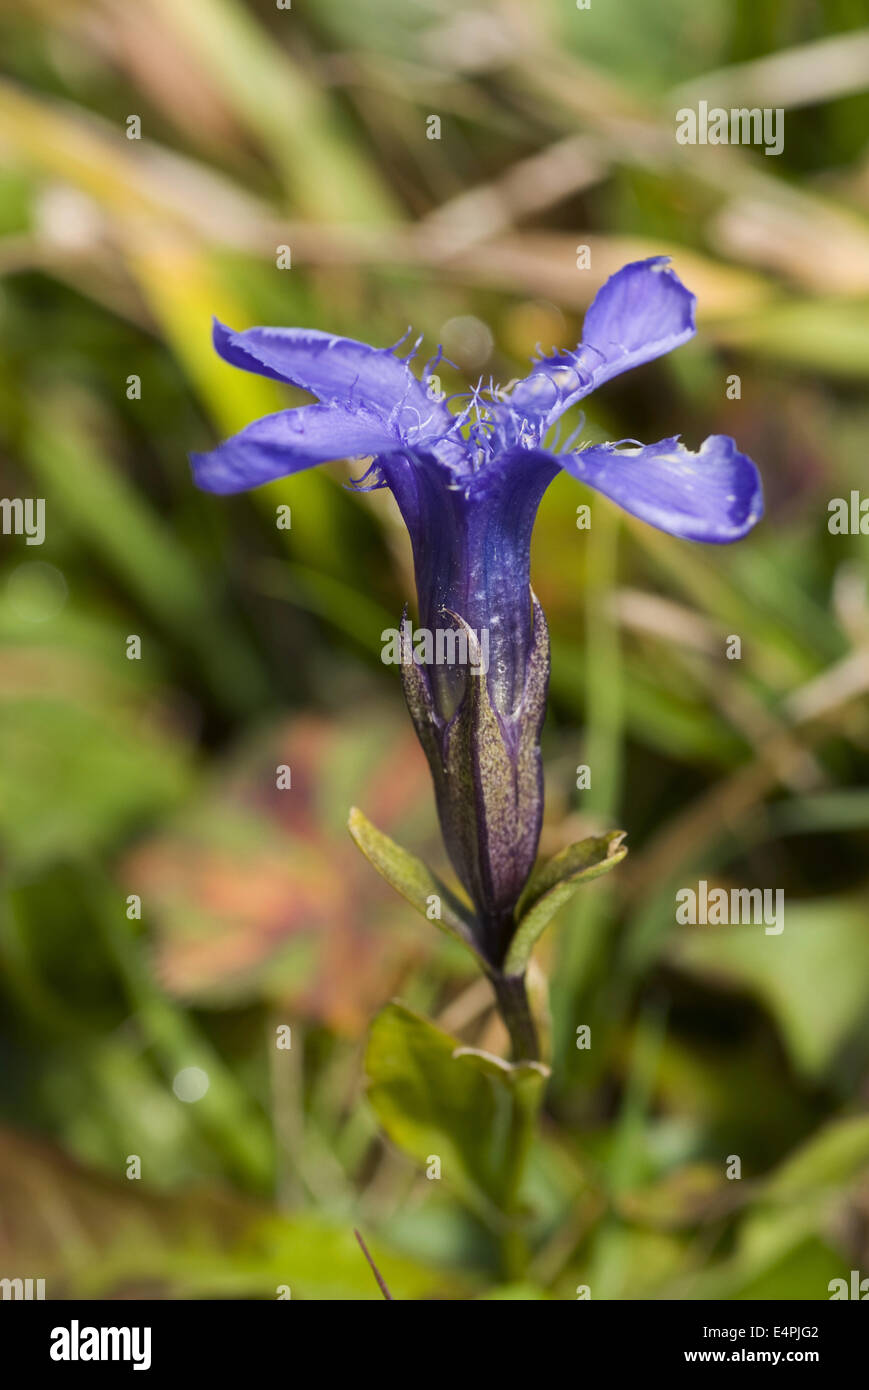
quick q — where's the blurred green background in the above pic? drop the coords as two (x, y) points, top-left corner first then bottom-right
(1, 0), (868, 1300)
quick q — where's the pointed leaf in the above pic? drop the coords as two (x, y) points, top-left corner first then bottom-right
(505, 830), (628, 975)
(366, 1003), (547, 1219)
(348, 807), (483, 963)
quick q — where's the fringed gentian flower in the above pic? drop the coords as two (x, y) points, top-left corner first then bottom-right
(191, 258), (763, 1059)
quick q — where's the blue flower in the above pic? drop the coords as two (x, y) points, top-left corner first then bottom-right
(192, 257), (762, 967)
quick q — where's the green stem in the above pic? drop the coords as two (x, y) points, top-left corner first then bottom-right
(490, 971), (539, 1062)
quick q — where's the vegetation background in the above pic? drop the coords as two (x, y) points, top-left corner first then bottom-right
(0, 0), (868, 1299)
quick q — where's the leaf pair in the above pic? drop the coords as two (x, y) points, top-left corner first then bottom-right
(348, 805), (627, 974)
(350, 810), (627, 1221)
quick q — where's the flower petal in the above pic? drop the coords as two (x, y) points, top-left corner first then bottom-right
(509, 257), (696, 422)
(212, 320), (453, 443)
(191, 403), (401, 494)
(562, 434), (763, 542)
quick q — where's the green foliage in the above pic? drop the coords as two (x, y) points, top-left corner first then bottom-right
(507, 830), (628, 975)
(348, 807), (482, 962)
(366, 1003), (547, 1220)
(0, 0), (867, 1300)
(0, 695), (191, 872)
(670, 898), (869, 1079)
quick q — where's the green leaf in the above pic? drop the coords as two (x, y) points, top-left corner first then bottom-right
(348, 807), (483, 963)
(505, 830), (628, 976)
(365, 1003), (547, 1219)
(668, 896), (869, 1079)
